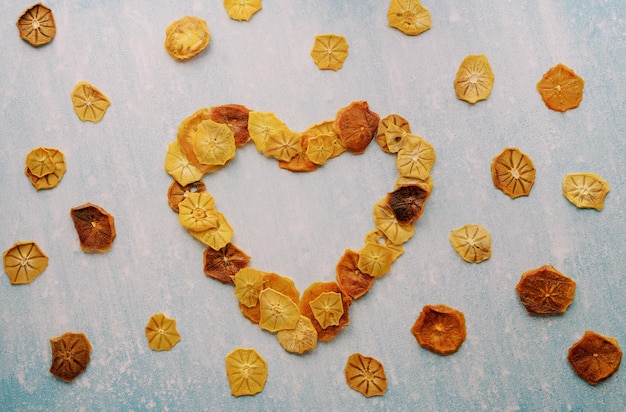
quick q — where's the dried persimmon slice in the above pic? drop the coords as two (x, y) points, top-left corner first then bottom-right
(164, 141), (206, 186)
(248, 111), (288, 154)
(537, 63), (584, 112)
(310, 34), (349, 71)
(377, 113), (411, 153)
(223, 0), (262, 21)
(25, 147), (66, 190)
(164, 16), (210, 60)
(70, 203), (116, 252)
(332, 101), (380, 154)
(263, 127), (302, 162)
(357, 243), (393, 278)
(3, 241), (48, 285)
(278, 151), (318, 173)
(306, 133), (334, 165)
(336, 249), (375, 300)
(239, 272), (300, 324)
(232, 268), (264, 308)
(25, 147), (55, 178)
(449, 224), (491, 264)
(454, 54), (495, 104)
(189, 211), (234, 250)
(305, 119), (345, 158)
(49, 332), (92, 382)
(364, 230), (404, 261)
(258, 288), (301, 332)
(145, 313), (181, 351)
(177, 192), (218, 231)
(387, 0), (432, 36)
(210, 104), (251, 147)
(491, 147), (536, 198)
(276, 315), (317, 354)
(568, 331), (622, 385)
(299, 281), (351, 342)
(396, 134), (436, 180)
(373, 197), (415, 246)
(71, 81), (111, 123)
(562, 172), (610, 211)
(345, 353), (387, 397)
(387, 184), (430, 224)
(203, 243), (250, 284)
(191, 119), (236, 167)
(16, 3), (56, 47)
(411, 304), (466, 355)
(167, 179), (206, 212)
(176, 108), (223, 173)
(225, 348), (268, 397)
(308, 291), (344, 329)
(515, 265), (576, 314)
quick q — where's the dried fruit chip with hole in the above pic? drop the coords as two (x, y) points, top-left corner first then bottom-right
(191, 119), (236, 167)
(232, 268), (264, 308)
(240, 272), (300, 324)
(71, 81), (111, 123)
(537, 63), (584, 112)
(333, 101), (380, 154)
(306, 133), (334, 165)
(164, 16), (210, 60)
(189, 211), (234, 250)
(145, 313), (181, 351)
(49, 332), (92, 382)
(396, 134), (436, 180)
(310, 33), (349, 71)
(373, 197), (415, 246)
(299, 282), (351, 342)
(567, 331), (622, 385)
(562, 172), (610, 211)
(25, 148), (66, 190)
(210, 104), (251, 147)
(3, 241), (48, 285)
(364, 230), (404, 261)
(411, 304), (466, 355)
(70, 203), (116, 252)
(491, 147), (536, 199)
(203, 243), (250, 284)
(223, 0), (262, 21)
(177, 192), (217, 231)
(449, 224), (491, 264)
(357, 243), (393, 278)
(276, 315), (318, 354)
(377, 114), (411, 153)
(336, 249), (375, 300)
(387, 0), (431, 36)
(387, 184), (430, 224)
(345, 353), (387, 397)
(164, 141), (206, 186)
(515, 265), (576, 314)
(263, 127), (302, 162)
(225, 348), (268, 397)
(248, 111), (288, 154)
(16, 3), (56, 47)
(259, 288), (301, 332)
(167, 179), (206, 212)
(454, 54), (495, 104)
(25, 147), (55, 178)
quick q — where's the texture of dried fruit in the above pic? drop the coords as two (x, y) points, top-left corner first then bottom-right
(259, 288), (301, 332)
(210, 104), (251, 146)
(449, 224), (491, 264)
(223, 0), (262, 21)
(225, 348), (268, 396)
(537, 63), (584, 112)
(203, 243), (250, 284)
(3, 241), (48, 285)
(515, 265), (576, 314)
(16, 3), (56, 47)
(145, 313), (181, 351)
(336, 249), (375, 299)
(332, 101), (380, 154)
(167, 179), (206, 212)
(568, 331), (622, 385)
(454, 54), (495, 104)
(299, 282), (351, 342)
(411, 304), (466, 355)
(49, 332), (92, 382)
(70, 203), (116, 252)
(276, 315), (318, 354)
(562, 172), (610, 211)
(491, 147), (536, 198)
(310, 33), (349, 71)
(387, 184), (430, 224)
(345, 353), (387, 397)
(387, 0), (432, 36)
(71, 81), (111, 123)
(165, 16), (210, 60)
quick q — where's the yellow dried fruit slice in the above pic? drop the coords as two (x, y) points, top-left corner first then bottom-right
(491, 147), (536, 198)
(306, 133), (334, 165)
(411, 304), (467, 355)
(308, 291), (344, 329)
(258, 288), (301, 332)
(25, 147), (55, 178)
(263, 127), (302, 162)
(70, 203), (116, 253)
(239, 272), (300, 324)
(223, 0), (262, 21)
(396, 134), (436, 180)
(191, 119), (236, 167)
(332, 101), (380, 154)
(373, 197), (415, 245)
(49, 332), (91, 382)
(248, 111), (288, 154)
(16, 3), (56, 47)
(357, 243), (393, 278)
(189, 211), (234, 250)
(567, 331), (622, 385)
(203, 243), (250, 284)
(299, 282), (351, 342)
(364, 230), (404, 262)
(164, 141), (205, 186)
(515, 265), (576, 314)
(177, 192), (218, 231)
(537, 63), (584, 112)
(310, 33), (349, 71)
(395, 174), (434, 193)
(71, 81), (111, 123)
(562, 172), (610, 211)
(345, 353), (387, 397)
(177, 108), (224, 173)
(167, 179), (206, 213)
(377, 114), (411, 153)
(25, 148), (67, 190)
(387, 0), (432, 36)
(225, 348), (268, 397)
(276, 315), (318, 354)
(387, 184), (430, 224)
(3, 241), (48, 285)
(164, 16), (210, 60)
(454, 54), (495, 104)
(449, 224), (491, 264)
(305, 119), (345, 158)
(336, 249), (376, 300)
(232, 268), (264, 308)
(145, 313), (181, 351)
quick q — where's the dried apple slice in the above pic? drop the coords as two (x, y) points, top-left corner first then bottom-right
(449, 224), (491, 264)
(491, 147), (536, 198)
(145, 313), (181, 351)
(537, 63), (584, 112)
(49, 332), (92, 382)
(515, 265), (576, 314)
(345, 353), (387, 397)
(387, 0), (431, 36)
(258, 288), (301, 332)
(164, 16), (210, 60)
(562, 172), (610, 211)
(225, 348), (267, 397)
(411, 304), (466, 355)
(3, 241), (48, 285)
(71, 81), (111, 123)
(16, 3), (56, 47)
(223, 0), (262, 21)
(568, 331), (622, 385)
(454, 54), (495, 104)
(310, 33), (349, 71)
(70, 203), (116, 252)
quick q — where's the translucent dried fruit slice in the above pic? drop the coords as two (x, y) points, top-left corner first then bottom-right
(336, 249), (375, 300)
(305, 119), (346, 158)
(537, 63), (584, 112)
(25, 148), (66, 190)
(515, 265), (576, 314)
(373, 197), (415, 245)
(164, 16), (210, 60)
(364, 230), (404, 261)
(310, 33), (349, 71)
(387, 0), (432, 36)
(345, 353), (387, 397)
(71, 81), (111, 123)
(377, 114), (411, 153)
(276, 315), (318, 354)
(248, 111), (288, 154)
(191, 119), (236, 167)
(306, 133), (334, 165)
(177, 108), (224, 173)
(240, 272), (300, 324)
(49, 332), (92, 382)
(357, 243), (393, 278)
(210, 104), (251, 147)
(396, 134), (436, 180)
(189, 211), (234, 250)
(278, 151), (318, 173)
(332, 101), (380, 154)
(384, 123), (412, 154)
(491, 147), (536, 198)
(299, 282), (351, 342)
(259, 288), (301, 332)
(3, 241), (48, 285)
(225, 348), (268, 397)
(224, 0), (262, 22)
(167, 179), (206, 212)
(263, 127), (302, 162)
(16, 3), (56, 47)
(164, 141), (206, 186)
(567, 331), (622, 385)
(411, 304), (467, 355)
(203, 243), (250, 284)
(562, 172), (610, 211)
(387, 184), (430, 224)
(25, 147), (55, 178)
(308, 291), (344, 329)
(70, 203), (116, 252)
(177, 192), (218, 231)
(232, 268), (264, 308)
(454, 54), (495, 104)
(449, 224), (491, 264)
(145, 313), (181, 351)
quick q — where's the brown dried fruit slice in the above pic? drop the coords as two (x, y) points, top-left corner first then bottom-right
(167, 179), (206, 212)
(203, 243), (250, 284)
(49, 332), (92, 382)
(332, 101), (380, 154)
(562, 172), (610, 211)
(25, 147), (55, 178)
(225, 348), (268, 397)
(240, 272), (300, 324)
(3, 241), (48, 285)
(411, 304), (466, 355)
(345, 353), (387, 397)
(71, 81), (111, 123)
(16, 3), (56, 47)
(373, 197), (415, 245)
(449, 224), (491, 264)
(259, 288), (301, 332)
(568, 331), (622, 385)
(491, 147), (536, 198)
(164, 16), (210, 60)
(387, 184), (430, 224)
(276, 315), (317, 354)
(336, 249), (375, 300)
(377, 114), (411, 153)
(224, 0), (262, 22)
(310, 33), (349, 71)
(515, 265), (576, 314)
(210, 104), (251, 147)
(387, 0), (432, 36)
(537, 63), (584, 112)
(25, 147), (66, 190)
(454, 54), (495, 104)
(70, 203), (116, 252)
(299, 281), (351, 342)
(145, 313), (181, 351)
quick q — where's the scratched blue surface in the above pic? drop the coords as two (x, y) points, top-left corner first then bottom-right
(1, 1), (625, 410)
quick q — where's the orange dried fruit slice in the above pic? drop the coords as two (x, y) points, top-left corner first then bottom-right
(567, 331), (622, 385)
(310, 33), (349, 71)
(164, 141), (206, 186)
(203, 243), (250, 284)
(278, 151), (318, 173)
(396, 134), (436, 179)
(387, 184), (430, 224)
(336, 249), (375, 300)
(357, 243), (393, 278)
(224, 0), (262, 21)
(299, 282), (351, 342)
(411, 304), (467, 355)
(176, 108), (224, 174)
(276, 315), (318, 354)
(248, 111), (288, 154)
(454, 54), (495, 104)
(377, 114), (411, 153)
(537, 63), (584, 112)
(364, 230), (404, 261)
(332, 101), (380, 154)
(189, 211), (234, 250)
(305, 133), (334, 165)
(177, 192), (217, 231)
(387, 0), (432, 36)
(25, 147), (55, 178)
(210, 104), (251, 147)
(345, 353), (387, 397)
(515, 265), (576, 314)
(167, 179), (206, 212)
(232, 268), (264, 308)
(373, 197), (415, 245)
(491, 147), (536, 198)
(449, 224), (491, 264)
(16, 3), (56, 47)
(263, 127), (302, 162)
(145, 313), (181, 351)
(49, 332), (92, 382)
(308, 291), (344, 329)
(191, 119), (236, 167)
(3, 241), (48, 285)
(164, 16), (210, 60)
(259, 288), (301, 332)
(239, 272), (300, 324)
(71, 81), (111, 123)
(24, 147), (66, 190)
(562, 172), (610, 211)
(225, 348), (268, 397)
(70, 203), (116, 252)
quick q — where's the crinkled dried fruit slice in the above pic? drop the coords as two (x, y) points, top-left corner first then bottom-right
(210, 104), (251, 147)
(396, 134), (436, 180)
(248, 111), (288, 154)
(71, 81), (111, 123)
(305, 119), (345, 158)
(191, 119), (236, 167)
(299, 281), (351, 342)
(336, 249), (375, 300)
(377, 114), (411, 153)
(177, 108), (224, 173)
(373, 197), (415, 245)
(49, 332), (92, 382)
(387, 184), (430, 224)
(515, 265), (576, 314)
(177, 192), (218, 231)
(449, 224), (491, 264)
(332, 101), (380, 154)
(387, 0), (431, 36)
(308, 291), (344, 329)
(364, 230), (404, 262)
(345, 353), (387, 397)
(240, 272), (300, 324)
(25, 147), (66, 190)
(306, 133), (334, 165)
(16, 3), (56, 47)
(454, 54), (495, 104)
(223, 0), (262, 21)
(276, 315), (318, 354)
(357, 243), (393, 278)
(537, 63), (584, 112)
(189, 211), (234, 250)
(145, 313), (181, 351)
(491, 147), (536, 198)
(164, 141), (206, 186)
(259, 288), (301, 332)
(232, 268), (264, 308)
(70, 203), (116, 252)
(3, 241), (48, 285)
(263, 127), (302, 162)
(203, 243), (250, 284)
(567, 331), (622, 385)
(25, 147), (55, 178)
(278, 151), (318, 173)
(167, 179), (206, 212)
(411, 304), (466, 355)
(165, 16), (210, 60)
(562, 172), (610, 211)
(225, 348), (268, 397)
(310, 33), (349, 71)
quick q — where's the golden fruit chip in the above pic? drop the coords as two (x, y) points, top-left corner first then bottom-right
(145, 313), (181, 351)
(395, 174), (434, 193)
(345, 353), (387, 397)
(210, 104), (251, 147)
(568, 331), (622, 385)
(387, 0), (432, 36)
(17, 3), (56, 47)
(225, 348), (268, 397)
(491, 147), (536, 198)
(411, 304), (466, 355)
(515, 265), (576, 314)
(332, 101), (380, 154)
(239, 272), (300, 324)
(454, 54), (495, 104)
(49, 332), (91, 382)
(224, 0), (262, 21)
(232, 268), (264, 308)
(276, 315), (318, 354)
(562, 172), (610, 211)
(203, 243), (250, 284)
(305, 120), (346, 158)
(164, 141), (206, 186)
(25, 147), (66, 190)
(373, 197), (415, 246)
(3, 241), (48, 285)
(306, 133), (334, 165)
(25, 147), (55, 178)
(537, 63), (584, 112)
(176, 108), (225, 174)
(189, 211), (234, 250)
(364, 230), (404, 261)
(357, 243), (393, 278)
(248, 111), (288, 154)
(258, 288), (301, 332)
(263, 127), (302, 162)
(177, 192), (218, 231)
(396, 134), (436, 180)
(449, 224), (491, 264)
(191, 119), (237, 167)
(377, 114), (411, 153)
(167, 179), (206, 212)
(71, 81), (111, 123)
(310, 33), (349, 71)
(70, 203), (116, 253)
(387, 184), (430, 224)
(299, 282), (351, 342)
(336, 249), (375, 300)
(165, 16), (210, 60)
(308, 291), (344, 329)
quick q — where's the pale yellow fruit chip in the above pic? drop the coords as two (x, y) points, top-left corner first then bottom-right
(177, 192), (218, 231)
(145, 313), (181, 351)
(562, 172), (610, 211)
(189, 211), (234, 250)
(306, 133), (334, 165)
(264, 127), (302, 162)
(396, 134), (436, 180)
(345, 353), (387, 397)
(373, 198), (415, 245)
(190, 119), (236, 167)
(225, 348), (267, 397)
(364, 230), (404, 262)
(308, 291), (344, 329)
(165, 16), (210, 60)
(25, 147), (55, 178)
(3, 241), (48, 285)
(71, 81), (111, 123)
(395, 174), (434, 193)
(449, 224), (491, 263)
(357, 243), (394, 278)
(276, 315), (318, 354)
(224, 0), (262, 21)
(377, 114), (411, 153)
(387, 0), (432, 36)
(248, 111), (288, 154)
(310, 34), (349, 71)
(258, 288), (301, 332)
(305, 119), (345, 158)
(164, 141), (205, 186)
(454, 54), (495, 104)
(232, 268), (264, 308)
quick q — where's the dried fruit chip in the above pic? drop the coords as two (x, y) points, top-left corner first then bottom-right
(568, 331), (622, 385)
(306, 133), (334, 165)
(515, 265), (576, 314)
(210, 104), (251, 147)
(336, 249), (375, 300)
(387, 0), (432, 36)
(165, 16), (210, 60)
(411, 304), (466, 355)
(364, 230), (404, 261)
(305, 119), (346, 158)
(164, 141), (206, 186)
(396, 134), (436, 180)
(537, 63), (584, 112)
(276, 315), (318, 354)
(491, 147), (536, 198)
(449, 224), (491, 264)
(373, 197), (415, 245)
(16, 3), (56, 47)
(248, 111), (288, 154)
(203, 243), (250, 284)
(191, 119), (237, 167)
(223, 0), (262, 21)
(225, 348), (268, 397)
(177, 108), (224, 173)
(177, 192), (218, 231)
(387, 184), (430, 224)
(310, 33), (349, 71)
(299, 282), (351, 342)
(395, 174), (434, 194)
(454, 54), (495, 104)
(308, 291), (345, 329)
(3, 241), (48, 285)
(377, 114), (411, 153)
(189, 211), (234, 250)
(167, 179), (206, 212)
(240, 272), (300, 324)
(263, 127), (302, 162)
(71, 81), (111, 123)
(345, 353), (387, 397)
(145, 313), (181, 351)
(562, 172), (610, 211)
(70, 203), (116, 252)
(25, 147), (55, 178)
(332, 101), (380, 154)
(49, 332), (92, 382)
(25, 147), (66, 190)
(278, 151), (318, 173)
(357, 243), (393, 278)
(259, 288), (301, 332)
(233, 268), (264, 308)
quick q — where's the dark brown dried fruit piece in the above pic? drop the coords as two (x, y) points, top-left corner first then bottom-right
(515, 265), (576, 314)
(299, 281), (351, 342)
(568, 330), (622, 385)
(210, 104), (251, 147)
(332, 101), (380, 154)
(70, 203), (116, 252)
(411, 304), (466, 355)
(336, 249), (375, 300)
(49, 332), (92, 382)
(167, 179), (206, 212)
(387, 184), (430, 224)
(203, 243), (250, 284)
